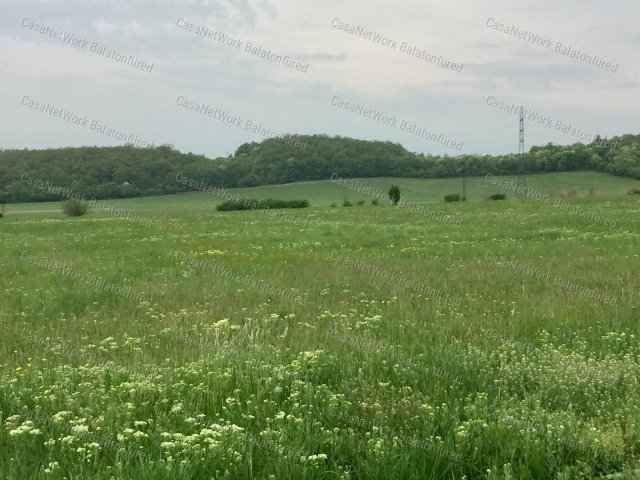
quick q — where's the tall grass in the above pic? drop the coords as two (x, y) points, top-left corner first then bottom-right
(0, 193), (639, 479)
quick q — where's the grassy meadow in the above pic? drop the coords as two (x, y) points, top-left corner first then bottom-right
(5, 171), (639, 218)
(1, 173), (640, 479)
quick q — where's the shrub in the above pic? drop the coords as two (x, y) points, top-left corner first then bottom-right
(488, 193), (507, 200)
(444, 194), (462, 202)
(628, 189), (640, 195)
(217, 198), (309, 211)
(330, 203), (337, 208)
(388, 185), (401, 205)
(280, 199), (309, 209)
(371, 199), (379, 206)
(216, 200), (247, 211)
(356, 200), (365, 206)
(342, 199), (352, 207)
(63, 200), (88, 217)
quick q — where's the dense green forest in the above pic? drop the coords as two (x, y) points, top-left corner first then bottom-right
(1, 133), (639, 203)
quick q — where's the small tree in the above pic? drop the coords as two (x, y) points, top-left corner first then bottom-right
(63, 200), (88, 217)
(388, 185), (400, 206)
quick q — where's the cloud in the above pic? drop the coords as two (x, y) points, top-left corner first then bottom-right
(0, 0), (638, 157)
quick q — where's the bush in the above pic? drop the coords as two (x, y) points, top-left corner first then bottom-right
(63, 200), (88, 217)
(217, 200), (248, 211)
(342, 199), (352, 207)
(488, 193), (507, 200)
(628, 189), (640, 195)
(217, 198), (309, 211)
(444, 194), (462, 202)
(371, 199), (379, 206)
(330, 203), (337, 208)
(388, 185), (401, 205)
(356, 200), (365, 206)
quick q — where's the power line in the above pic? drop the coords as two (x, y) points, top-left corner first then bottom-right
(447, 123), (515, 136)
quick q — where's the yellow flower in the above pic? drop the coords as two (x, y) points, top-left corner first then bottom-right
(15, 367), (22, 372)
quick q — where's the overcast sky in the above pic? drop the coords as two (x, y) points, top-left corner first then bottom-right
(1, 0), (638, 158)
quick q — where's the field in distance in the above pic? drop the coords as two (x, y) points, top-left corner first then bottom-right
(4, 171), (640, 219)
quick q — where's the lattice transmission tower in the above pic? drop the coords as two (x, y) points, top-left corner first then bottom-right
(516, 106), (527, 193)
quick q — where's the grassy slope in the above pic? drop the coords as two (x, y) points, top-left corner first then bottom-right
(4, 172), (640, 219)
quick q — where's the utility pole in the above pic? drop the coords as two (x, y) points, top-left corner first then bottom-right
(462, 175), (467, 201)
(458, 158), (467, 201)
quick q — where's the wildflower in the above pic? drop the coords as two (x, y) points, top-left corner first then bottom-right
(71, 425), (89, 435)
(44, 461), (59, 474)
(9, 421), (41, 437)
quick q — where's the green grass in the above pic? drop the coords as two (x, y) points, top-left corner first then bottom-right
(1, 173), (640, 479)
(4, 172), (640, 219)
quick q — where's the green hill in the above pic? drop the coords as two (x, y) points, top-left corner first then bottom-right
(1, 133), (639, 203)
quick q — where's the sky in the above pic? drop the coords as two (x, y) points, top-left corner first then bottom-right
(1, 0), (638, 158)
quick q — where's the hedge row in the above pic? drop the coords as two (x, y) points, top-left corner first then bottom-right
(217, 198), (310, 211)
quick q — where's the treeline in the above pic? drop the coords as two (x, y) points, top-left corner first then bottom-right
(1, 133), (639, 203)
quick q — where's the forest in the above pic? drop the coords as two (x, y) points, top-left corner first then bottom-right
(1, 133), (638, 203)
